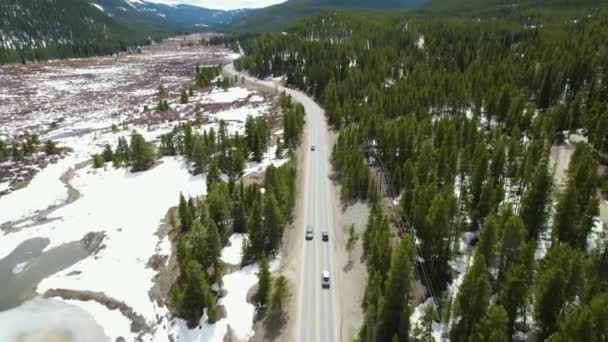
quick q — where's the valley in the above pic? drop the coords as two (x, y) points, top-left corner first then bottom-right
(1, 1), (608, 342)
(0, 34), (291, 342)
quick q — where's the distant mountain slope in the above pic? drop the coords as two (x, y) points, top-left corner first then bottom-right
(0, 0), (148, 63)
(90, 0), (250, 33)
(230, 0), (424, 33)
(419, 0), (607, 14)
(0, 0), (139, 50)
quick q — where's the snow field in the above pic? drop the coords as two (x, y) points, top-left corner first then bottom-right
(0, 297), (109, 342)
(0, 77), (288, 341)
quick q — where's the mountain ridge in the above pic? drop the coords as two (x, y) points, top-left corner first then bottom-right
(90, 0), (251, 33)
(229, 0), (425, 33)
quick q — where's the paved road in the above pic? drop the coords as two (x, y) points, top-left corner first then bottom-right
(225, 63), (339, 342)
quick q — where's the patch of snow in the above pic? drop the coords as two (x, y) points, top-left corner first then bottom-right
(170, 256), (280, 341)
(243, 145), (290, 176)
(446, 233), (475, 333)
(12, 261), (29, 275)
(211, 104), (269, 125)
(586, 217), (605, 252)
(140, 0), (288, 11)
(249, 95), (264, 103)
(90, 3), (104, 12)
(221, 233), (244, 265)
(64, 299), (133, 341)
(462, 231), (479, 245)
(392, 193), (402, 206)
(228, 52), (242, 61)
(416, 35), (425, 49)
(0, 297), (109, 342)
(201, 87), (250, 103)
(0, 155), (76, 227)
(465, 108), (474, 120)
(410, 297), (443, 341)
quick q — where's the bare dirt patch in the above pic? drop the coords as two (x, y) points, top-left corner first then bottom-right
(332, 200), (370, 341)
(149, 208), (180, 313)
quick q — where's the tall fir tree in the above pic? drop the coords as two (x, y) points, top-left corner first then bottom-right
(379, 234), (415, 342)
(451, 255), (492, 342)
(471, 304), (509, 342)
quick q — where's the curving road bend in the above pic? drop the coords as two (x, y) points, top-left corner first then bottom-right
(225, 63), (340, 342)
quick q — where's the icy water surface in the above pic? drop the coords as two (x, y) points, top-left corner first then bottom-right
(0, 237), (90, 311)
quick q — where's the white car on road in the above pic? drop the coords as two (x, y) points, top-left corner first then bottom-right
(322, 270), (330, 288)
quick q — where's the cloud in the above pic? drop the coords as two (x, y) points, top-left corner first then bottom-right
(142, 0), (288, 10)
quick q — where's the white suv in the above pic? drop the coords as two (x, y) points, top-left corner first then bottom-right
(322, 270), (330, 288)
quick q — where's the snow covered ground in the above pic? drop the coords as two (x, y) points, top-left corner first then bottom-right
(170, 251), (280, 342)
(0, 297), (110, 342)
(410, 297), (442, 341)
(0, 46), (287, 341)
(0, 36), (231, 142)
(221, 233), (245, 265)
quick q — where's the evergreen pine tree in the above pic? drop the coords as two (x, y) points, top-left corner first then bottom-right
(471, 304), (509, 342)
(275, 137), (283, 159)
(499, 263), (530, 337)
(257, 253), (271, 307)
(497, 215), (526, 284)
(534, 244), (584, 338)
(12, 143), (23, 162)
(180, 89), (189, 104)
(379, 234), (415, 341)
(92, 154), (104, 168)
(206, 159), (220, 189)
(192, 135), (208, 174)
(451, 255), (492, 342)
(178, 260), (211, 327)
(547, 292), (608, 342)
(102, 144), (113, 162)
(266, 276), (291, 321)
(130, 131), (155, 172)
(178, 193), (193, 231)
(476, 212), (499, 269)
(264, 193), (285, 252)
(520, 160), (552, 239)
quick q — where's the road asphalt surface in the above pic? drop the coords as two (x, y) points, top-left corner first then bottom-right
(225, 63), (340, 342)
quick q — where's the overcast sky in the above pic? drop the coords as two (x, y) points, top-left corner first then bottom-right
(141, 0), (288, 10)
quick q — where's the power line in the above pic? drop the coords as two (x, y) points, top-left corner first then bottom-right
(366, 148), (443, 323)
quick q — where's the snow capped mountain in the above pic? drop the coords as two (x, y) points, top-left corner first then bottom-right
(136, 0), (288, 11)
(0, 0), (138, 52)
(89, 0), (250, 32)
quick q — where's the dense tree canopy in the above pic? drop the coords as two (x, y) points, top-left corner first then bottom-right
(237, 6), (608, 341)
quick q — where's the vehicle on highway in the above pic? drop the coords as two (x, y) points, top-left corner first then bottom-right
(322, 231), (329, 241)
(322, 270), (330, 288)
(306, 225), (313, 240)
(310, 145), (316, 151)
